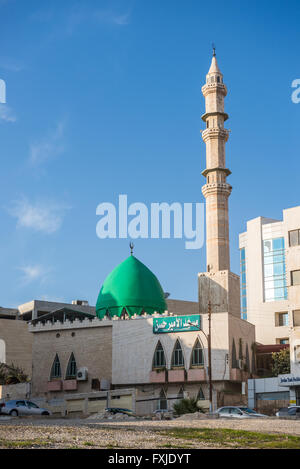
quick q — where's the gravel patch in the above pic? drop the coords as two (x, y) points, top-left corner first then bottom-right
(1, 416), (300, 449)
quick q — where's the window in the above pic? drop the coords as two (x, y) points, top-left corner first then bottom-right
(27, 402), (39, 409)
(158, 389), (168, 410)
(50, 354), (61, 379)
(191, 339), (204, 366)
(276, 338), (289, 345)
(197, 387), (205, 400)
(291, 270), (300, 286)
(293, 310), (300, 327)
(276, 312), (289, 327)
(171, 340), (184, 367)
(289, 229), (300, 247)
(153, 341), (166, 368)
(263, 238), (287, 302)
(66, 352), (77, 379)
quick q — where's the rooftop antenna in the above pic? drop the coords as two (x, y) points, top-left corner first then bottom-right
(212, 43), (216, 57)
(129, 242), (134, 256)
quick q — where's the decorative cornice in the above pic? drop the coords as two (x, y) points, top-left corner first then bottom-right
(201, 111), (229, 122)
(202, 167), (231, 178)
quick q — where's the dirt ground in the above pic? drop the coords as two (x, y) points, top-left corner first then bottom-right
(1, 416), (300, 449)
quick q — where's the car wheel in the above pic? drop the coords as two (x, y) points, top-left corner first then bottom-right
(41, 411), (50, 416)
(9, 410), (18, 417)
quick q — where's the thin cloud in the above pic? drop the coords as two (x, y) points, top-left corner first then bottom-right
(0, 104), (16, 123)
(0, 57), (24, 72)
(8, 197), (70, 234)
(29, 120), (65, 166)
(18, 264), (50, 285)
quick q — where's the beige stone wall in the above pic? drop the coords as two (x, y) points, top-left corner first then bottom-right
(31, 324), (112, 397)
(166, 299), (199, 315)
(0, 319), (33, 377)
(198, 270), (241, 317)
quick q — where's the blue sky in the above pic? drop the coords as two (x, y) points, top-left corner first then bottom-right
(0, 0), (300, 307)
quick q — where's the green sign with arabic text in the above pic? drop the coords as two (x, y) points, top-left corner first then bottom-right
(153, 315), (201, 334)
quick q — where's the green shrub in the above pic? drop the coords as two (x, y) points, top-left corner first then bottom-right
(173, 397), (204, 416)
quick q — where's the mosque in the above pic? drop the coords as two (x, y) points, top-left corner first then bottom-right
(0, 52), (256, 415)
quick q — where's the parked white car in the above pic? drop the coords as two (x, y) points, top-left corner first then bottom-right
(0, 400), (51, 417)
(215, 406), (268, 419)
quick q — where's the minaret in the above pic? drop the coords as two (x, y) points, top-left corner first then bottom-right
(198, 50), (241, 317)
(201, 50), (232, 273)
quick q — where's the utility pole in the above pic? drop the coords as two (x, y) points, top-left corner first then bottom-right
(208, 300), (213, 412)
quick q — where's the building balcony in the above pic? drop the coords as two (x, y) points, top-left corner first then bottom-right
(168, 369), (185, 383)
(47, 380), (62, 391)
(187, 368), (206, 382)
(149, 370), (166, 383)
(62, 379), (78, 391)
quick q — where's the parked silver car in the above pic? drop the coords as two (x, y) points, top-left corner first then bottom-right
(276, 406), (300, 418)
(0, 400), (51, 417)
(215, 406), (268, 419)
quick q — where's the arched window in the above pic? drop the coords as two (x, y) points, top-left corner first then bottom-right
(232, 339), (238, 368)
(66, 353), (77, 379)
(177, 386), (184, 400)
(153, 341), (166, 368)
(171, 340), (184, 367)
(158, 388), (168, 410)
(217, 76), (220, 83)
(50, 354), (61, 379)
(197, 387), (205, 400)
(191, 339), (204, 366)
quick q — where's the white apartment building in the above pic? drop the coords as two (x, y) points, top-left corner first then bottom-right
(239, 206), (300, 345)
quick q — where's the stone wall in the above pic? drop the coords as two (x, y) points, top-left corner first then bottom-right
(0, 319), (33, 376)
(30, 319), (112, 397)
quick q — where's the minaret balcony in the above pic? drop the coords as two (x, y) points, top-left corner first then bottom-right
(201, 128), (229, 142)
(201, 83), (227, 97)
(202, 183), (232, 198)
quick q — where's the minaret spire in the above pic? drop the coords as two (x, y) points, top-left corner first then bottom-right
(201, 52), (232, 273)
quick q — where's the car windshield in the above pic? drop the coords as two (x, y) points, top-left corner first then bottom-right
(239, 407), (256, 414)
(27, 402), (39, 408)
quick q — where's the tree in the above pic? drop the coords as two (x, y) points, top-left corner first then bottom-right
(271, 348), (290, 376)
(0, 363), (28, 385)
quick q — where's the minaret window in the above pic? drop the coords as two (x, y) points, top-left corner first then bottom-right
(50, 354), (61, 379)
(171, 340), (184, 367)
(217, 76), (220, 83)
(153, 341), (166, 368)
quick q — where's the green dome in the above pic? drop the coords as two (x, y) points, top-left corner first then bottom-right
(96, 255), (167, 319)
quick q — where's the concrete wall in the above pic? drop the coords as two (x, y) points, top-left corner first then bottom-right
(30, 319), (112, 397)
(239, 211), (300, 345)
(166, 299), (199, 315)
(0, 319), (33, 376)
(112, 312), (255, 385)
(0, 382), (31, 400)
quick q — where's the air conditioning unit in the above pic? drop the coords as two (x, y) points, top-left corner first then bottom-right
(76, 367), (88, 381)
